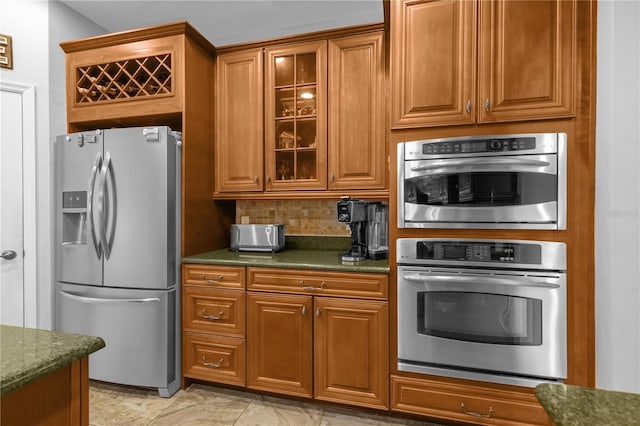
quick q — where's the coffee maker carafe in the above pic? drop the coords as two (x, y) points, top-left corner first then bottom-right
(366, 202), (388, 260)
(336, 198), (388, 262)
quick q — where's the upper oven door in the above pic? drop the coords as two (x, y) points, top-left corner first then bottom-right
(397, 266), (567, 380)
(398, 150), (566, 230)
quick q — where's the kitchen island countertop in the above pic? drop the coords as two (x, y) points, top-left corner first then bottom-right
(182, 248), (390, 274)
(0, 324), (105, 396)
(535, 383), (640, 425)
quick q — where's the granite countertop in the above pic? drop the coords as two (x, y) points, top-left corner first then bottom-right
(536, 383), (640, 425)
(1, 325), (105, 396)
(182, 236), (390, 274)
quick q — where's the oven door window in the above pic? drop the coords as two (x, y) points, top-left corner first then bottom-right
(405, 171), (556, 207)
(417, 291), (542, 345)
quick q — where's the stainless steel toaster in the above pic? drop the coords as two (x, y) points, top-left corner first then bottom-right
(230, 224), (286, 252)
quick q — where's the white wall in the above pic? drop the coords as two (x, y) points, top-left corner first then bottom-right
(596, 0), (640, 392)
(1, 0), (52, 329)
(0, 0), (104, 329)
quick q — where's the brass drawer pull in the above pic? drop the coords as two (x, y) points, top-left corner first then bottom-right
(200, 308), (224, 320)
(461, 403), (493, 418)
(301, 280), (326, 291)
(201, 355), (224, 368)
(202, 274), (224, 284)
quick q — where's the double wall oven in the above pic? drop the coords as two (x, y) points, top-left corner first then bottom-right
(395, 133), (568, 388)
(396, 239), (567, 387)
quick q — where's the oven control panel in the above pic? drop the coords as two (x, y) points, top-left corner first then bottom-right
(397, 238), (566, 270)
(415, 241), (541, 264)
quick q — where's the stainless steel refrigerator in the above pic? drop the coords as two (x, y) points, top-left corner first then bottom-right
(54, 126), (181, 397)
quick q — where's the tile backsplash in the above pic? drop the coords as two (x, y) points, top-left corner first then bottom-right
(235, 200), (349, 236)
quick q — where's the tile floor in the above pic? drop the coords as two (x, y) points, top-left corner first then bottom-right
(89, 381), (444, 426)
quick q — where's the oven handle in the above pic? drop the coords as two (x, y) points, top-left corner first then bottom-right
(401, 273), (561, 289)
(409, 157), (551, 173)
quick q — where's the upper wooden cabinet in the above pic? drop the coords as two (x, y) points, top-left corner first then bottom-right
(215, 49), (264, 192)
(214, 26), (387, 197)
(60, 22), (215, 128)
(328, 32), (386, 190)
(391, 0), (576, 128)
(265, 40), (328, 191)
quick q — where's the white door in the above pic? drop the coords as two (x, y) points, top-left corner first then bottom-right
(0, 82), (36, 327)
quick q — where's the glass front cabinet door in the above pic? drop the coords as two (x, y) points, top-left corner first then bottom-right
(265, 41), (327, 190)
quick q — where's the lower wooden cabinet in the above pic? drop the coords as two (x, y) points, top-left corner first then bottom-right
(247, 292), (313, 397)
(182, 265), (247, 387)
(314, 297), (388, 409)
(246, 268), (389, 409)
(391, 375), (552, 425)
(183, 332), (246, 386)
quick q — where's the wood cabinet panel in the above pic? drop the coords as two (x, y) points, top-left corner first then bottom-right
(391, 0), (476, 128)
(391, 376), (551, 425)
(1, 358), (88, 426)
(315, 297), (388, 409)
(183, 264), (245, 289)
(328, 31), (386, 190)
(183, 286), (245, 336)
(247, 292), (313, 397)
(478, 0), (576, 122)
(247, 267), (388, 299)
(215, 49), (264, 192)
(183, 332), (246, 386)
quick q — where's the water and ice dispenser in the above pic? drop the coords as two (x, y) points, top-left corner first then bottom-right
(62, 191), (87, 245)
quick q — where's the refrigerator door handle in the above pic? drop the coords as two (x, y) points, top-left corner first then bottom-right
(59, 290), (160, 304)
(106, 151), (117, 258)
(100, 152), (117, 260)
(88, 152), (103, 259)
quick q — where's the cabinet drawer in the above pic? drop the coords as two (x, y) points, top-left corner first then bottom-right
(183, 332), (245, 386)
(247, 268), (388, 300)
(183, 286), (245, 336)
(183, 264), (245, 289)
(391, 376), (551, 425)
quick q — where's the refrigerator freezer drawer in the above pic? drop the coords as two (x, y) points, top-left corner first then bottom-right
(55, 283), (175, 389)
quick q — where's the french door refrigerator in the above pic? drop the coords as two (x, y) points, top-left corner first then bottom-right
(54, 126), (181, 397)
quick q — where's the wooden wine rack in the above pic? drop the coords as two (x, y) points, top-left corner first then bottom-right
(75, 53), (172, 104)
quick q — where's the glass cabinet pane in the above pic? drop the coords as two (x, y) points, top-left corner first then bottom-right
(297, 119), (316, 148)
(296, 87), (316, 116)
(276, 88), (295, 118)
(276, 121), (295, 149)
(275, 55), (294, 87)
(276, 152), (294, 181)
(296, 151), (317, 180)
(296, 53), (316, 84)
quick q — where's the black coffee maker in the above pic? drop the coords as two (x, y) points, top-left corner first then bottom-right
(337, 198), (388, 262)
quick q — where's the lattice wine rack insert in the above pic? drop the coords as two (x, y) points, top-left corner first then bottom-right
(75, 54), (172, 104)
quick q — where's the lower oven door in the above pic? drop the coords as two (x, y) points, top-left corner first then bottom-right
(397, 266), (567, 381)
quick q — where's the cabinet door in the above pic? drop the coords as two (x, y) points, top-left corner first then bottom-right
(328, 32), (386, 190)
(215, 49), (264, 192)
(391, 0), (476, 128)
(247, 292), (313, 398)
(314, 297), (388, 409)
(265, 41), (327, 191)
(478, 0), (576, 122)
